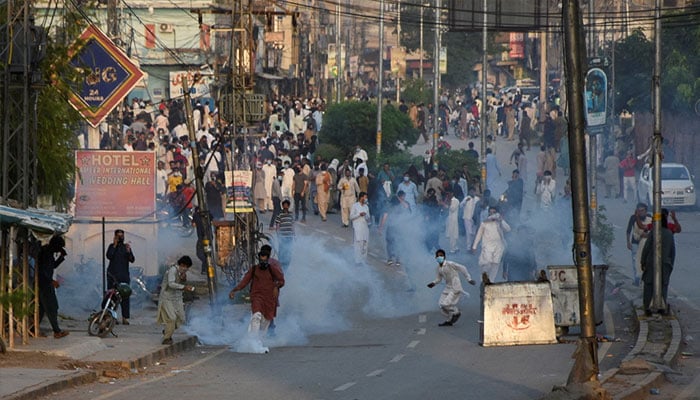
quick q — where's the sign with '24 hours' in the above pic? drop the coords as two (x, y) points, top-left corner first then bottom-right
(66, 25), (144, 127)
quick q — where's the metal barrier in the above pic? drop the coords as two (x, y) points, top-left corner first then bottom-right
(480, 281), (558, 347)
(547, 265), (608, 333)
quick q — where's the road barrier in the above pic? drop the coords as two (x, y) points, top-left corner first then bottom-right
(480, 281), (558, 347)
(547, 265), (608, 334)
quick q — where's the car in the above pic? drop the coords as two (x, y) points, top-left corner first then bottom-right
(637, 162), (696, 208)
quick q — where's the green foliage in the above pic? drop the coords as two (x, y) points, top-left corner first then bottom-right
(434, 149), (480, 182)
(319, 101), (419, 168)
(592, 205), (615, 261)
(375, 152), (424, 177)
(613, 29), (653, 113)
(401, 79), (433, 105)
(315, 142), (346, 164)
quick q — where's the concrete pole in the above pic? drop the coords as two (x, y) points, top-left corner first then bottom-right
(182, 76), (218, 307)
(562, 0), (600, 385)
(419, 5), (423, 81)
(335, 4), (341, 103)
(432, 0), (440, 155)
(650, 0), (665, 313)
(377, 0), (384, 155)
(588, 0), (598, 229)
(480, 0), (487, 188)
(396, 0), (401, 103)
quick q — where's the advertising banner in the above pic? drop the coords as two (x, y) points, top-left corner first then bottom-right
(439, 47), (447, 74)
(225, 170), (254, 213)
(74, 151), (156, 219)
(585, 68), (608, 128)
(169, 71), (212, 100)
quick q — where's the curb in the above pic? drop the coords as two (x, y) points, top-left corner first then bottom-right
(122, 335), (199, 371)
(4, 335), (198, 400)
(6, 370), (100, 400)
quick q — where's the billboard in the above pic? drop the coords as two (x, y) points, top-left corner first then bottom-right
(585, 68), (607, 127)
(75, 151), (156, 219)
(448, 0), (560, 32)
(169, 71), (212, 100)
(225, 170), (254, 213)
(66, 25), (144, 127)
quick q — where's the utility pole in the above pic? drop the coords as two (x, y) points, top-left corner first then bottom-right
(432, 0), (440, 155)
(480, 0), (487, 188)
(395, 0), (401, 103)
(182, 76), (218, 306)
(419, 4), (423, 81)
(377, 0), (384, 155)
(562, 0), (601, 385)
(649, 0), (665, 314)
(588, 0), (598, 229)
(335, 3), (341, 103)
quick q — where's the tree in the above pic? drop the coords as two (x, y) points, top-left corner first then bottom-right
(319, 101), (419, 166)
(613, 29), (653, 114)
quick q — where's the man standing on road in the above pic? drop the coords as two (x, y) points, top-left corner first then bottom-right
(338, 168), (360, 228)
(315, 163), (332, 221)
(427, 249), (476, 326)
(229, 246), (285, 353)
(274, 199), (295, 271)
(626, 203), (652, 286)
(157, 256), (195, 345)
(37, 236), (70, 338)
(292, 165), (308, 223)
(460, 188), (480, 250)
(472, 206), (511, 283)
(350, 191), (371, 265)
(640, 216), (675, 315)
(619, 150), (638, 203)
(106, 229), (135, 325)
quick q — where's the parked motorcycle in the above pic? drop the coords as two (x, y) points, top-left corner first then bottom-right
(87, 282), (132, 338)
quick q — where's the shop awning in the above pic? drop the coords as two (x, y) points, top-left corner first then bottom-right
(0, 205), (73, 234)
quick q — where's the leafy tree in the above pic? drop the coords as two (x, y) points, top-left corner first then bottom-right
(319, 101), (419, 168)
(613, 29), (653, 114)
(401, 78), (433, 105)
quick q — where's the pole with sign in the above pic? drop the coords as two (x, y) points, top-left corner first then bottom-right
(585, 67), (608, 228)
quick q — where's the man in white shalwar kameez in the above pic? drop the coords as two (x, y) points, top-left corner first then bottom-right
(427, 249), (476, 326)
(262, 159), (277, 211)
(471, 206), (511, 283)
(444, 191), (460, 253)
(350, 192), (371, 264)
(157, 256), (195, 345)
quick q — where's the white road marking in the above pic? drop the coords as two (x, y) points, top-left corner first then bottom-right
(333, 382), (356, 391)
(416, 328), (426, 335)
(418, 315), (427, 323)
(389, 354), (405, 363)
(91, 347), (229, 400)
(366, 369), (385, 377)
(333, 236), (346, 242)
(407, 340), (420, 349)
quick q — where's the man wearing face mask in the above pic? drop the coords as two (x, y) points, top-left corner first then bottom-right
(397, 173), (418, 209)
(471, 206), (511, 283)
(106, 229), (136, 325)
(427, 249), (476, 326)
(229, 245), (285, 352)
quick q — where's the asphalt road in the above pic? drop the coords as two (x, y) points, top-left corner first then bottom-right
(35, 133), (657, 400)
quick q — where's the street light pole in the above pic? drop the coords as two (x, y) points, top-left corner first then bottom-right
(480, 0), (487, 191)
(432, 0), (440, 155)
(182, 76), (218, 307)
(396, 0), (401, 103)
(650, 0), (665, 314)
(377, 0), (384, 155)
(419, 4), (423, 81)
(335, 3), (341, 103)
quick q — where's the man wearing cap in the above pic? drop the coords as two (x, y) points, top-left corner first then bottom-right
(229, 245), (285, 352)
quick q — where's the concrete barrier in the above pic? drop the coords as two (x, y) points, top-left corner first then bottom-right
(480, 281), (558, 347)
(547, 265), (608, 329)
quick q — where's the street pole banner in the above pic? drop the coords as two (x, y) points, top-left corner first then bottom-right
(585, 68), (607, 127)
(74, 150), (156, 219)
(481, 281), (558, 346)
(169, 71), (212, 100)
(439, 46), (447, 74)
(225, 170), (254, 213)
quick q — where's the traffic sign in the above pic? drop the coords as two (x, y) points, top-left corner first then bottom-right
(66, 25), (144, 127)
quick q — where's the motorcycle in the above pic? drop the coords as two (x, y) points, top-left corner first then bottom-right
(87, 282), (132, 338)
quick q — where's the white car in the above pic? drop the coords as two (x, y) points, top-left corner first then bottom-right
(637, 162), (696, 208)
